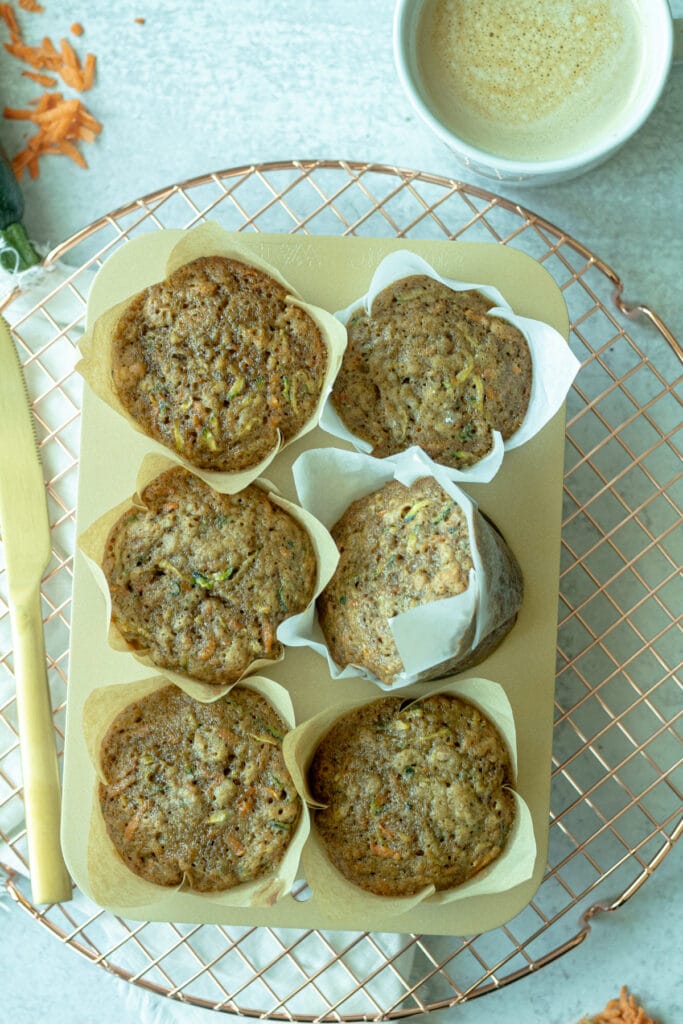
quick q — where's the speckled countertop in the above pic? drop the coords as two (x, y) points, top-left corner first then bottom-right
(0, 2), (681, 1022)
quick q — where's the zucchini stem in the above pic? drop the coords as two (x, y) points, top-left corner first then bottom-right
(0, 222), (41, 272)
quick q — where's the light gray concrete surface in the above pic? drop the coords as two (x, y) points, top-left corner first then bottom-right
(0, 2), (681, 1022)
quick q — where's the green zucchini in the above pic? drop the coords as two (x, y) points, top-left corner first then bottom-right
(0, 142), (41, 272)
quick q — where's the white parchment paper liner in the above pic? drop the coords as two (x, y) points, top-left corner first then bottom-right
(76, 220), (348, 493)
(320, 249), (580, 482)
(83, 675), (310, 909)
(282, 676), (535, 921)
(287, 445), (522, 690)
(78, 453), (339, 701)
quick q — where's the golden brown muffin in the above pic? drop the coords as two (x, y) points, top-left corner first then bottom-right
(103, 467), (317, 684)
(111, 255), (327, 471)
(331, 275), (532, 468)
(309, 693), (515, 897)
(99, 685), (300, 892)
(317, 476), (522, 684)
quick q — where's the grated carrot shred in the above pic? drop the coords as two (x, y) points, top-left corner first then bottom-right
(21, 68), (57, 86)
(1, 9), (96, 90)
(0, 3), (20, 41)
(4, 91), (102, 179)
(59, 36), (78, 69)
(579, 986), (659, 1024)
(1, 2), (101, 177)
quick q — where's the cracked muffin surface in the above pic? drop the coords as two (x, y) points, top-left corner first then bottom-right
(317, 477), (474, 683)
(111, 255), (327, 471)
(99, 685), (300, 892)
(309, 693), (515, 897)
(331, 275), (531, 468)
(103, 467), (317, 684)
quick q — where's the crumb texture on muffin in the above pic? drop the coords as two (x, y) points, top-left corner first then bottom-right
(103, 467), (317, 684)
(99, 685), (300, 892)
(111, 255), (327, 471)
(331, 275), (531, 467)
(309, 693), (515, 897)
(317, 477), (474, 683)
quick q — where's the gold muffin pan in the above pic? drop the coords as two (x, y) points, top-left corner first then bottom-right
(60, 225), (566, 934)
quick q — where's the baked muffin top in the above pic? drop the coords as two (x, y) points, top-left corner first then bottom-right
(331, 275), (532, 468)
(103, 467), (317, 684)
(111, 255), (328, 471)
(317, 477), (473, 683)
(309, 693), (515, 897)
(99, 685), (300, 892)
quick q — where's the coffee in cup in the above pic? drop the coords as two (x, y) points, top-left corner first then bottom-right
(394, 0), (678, 184)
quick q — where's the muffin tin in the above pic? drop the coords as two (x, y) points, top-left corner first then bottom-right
(62, 228), (569, 935)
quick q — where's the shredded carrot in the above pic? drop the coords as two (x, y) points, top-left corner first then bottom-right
(1, 2), (101, 178)
(4, 90), (102, 179)
(60, 36), (78, 69)
(370, 842), (402, 861)
(21, 68), (56, 86)
(238, 790), (256, 816)
(123, 801), (149, 842)
(0, 3), (21, 41)
(226, 834), (246, 857)
(1, 6), (97, 91)
(135, 17), (145, 25)
(82, 50), (95, 88)
(55, 138), (87, 167)
(579, 987), (659, 1024)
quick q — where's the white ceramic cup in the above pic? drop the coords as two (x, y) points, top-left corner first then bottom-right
(394, 0), (682, 186)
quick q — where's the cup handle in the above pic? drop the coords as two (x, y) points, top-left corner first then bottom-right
(674, 18), (683, 64)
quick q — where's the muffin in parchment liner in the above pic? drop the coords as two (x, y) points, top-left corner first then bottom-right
(77, 453), (339, 700)
(76, 220), (347, 493)
(286, 445), (523, 689)
(282, 677), (535, 921)
(83, 675), (310, 909)
(320, 249), (580, 482)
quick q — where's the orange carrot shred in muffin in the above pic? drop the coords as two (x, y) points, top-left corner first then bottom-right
(18, 0), (44, 11)
(70, 22), (84, 36)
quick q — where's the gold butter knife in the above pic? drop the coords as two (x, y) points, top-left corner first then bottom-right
(0, 315), (71, 904)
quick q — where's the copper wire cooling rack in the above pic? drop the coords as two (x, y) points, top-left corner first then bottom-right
(1, 160), (681, 1020)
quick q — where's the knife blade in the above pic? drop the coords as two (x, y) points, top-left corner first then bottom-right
(0, 315), (71, 904)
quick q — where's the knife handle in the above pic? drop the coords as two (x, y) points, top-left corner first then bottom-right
(11, 584), (72, 904)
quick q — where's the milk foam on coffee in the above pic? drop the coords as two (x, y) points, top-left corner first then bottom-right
(418, 0), (645, 162)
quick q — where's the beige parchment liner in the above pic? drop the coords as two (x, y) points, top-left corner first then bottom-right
(289, 445), (523, 689)
(76, 221), (348, 494)
(77, 452), (339, 701)
(83, 674), (310, 909)
(320, 249), (580, 483)
(282, 676), (535, 922)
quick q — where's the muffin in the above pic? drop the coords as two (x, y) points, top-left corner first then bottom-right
(102, 467), (317, 684)
(331, 275), (532, 468)
(110, 255), (328, 471)
(98, 685), (301, 892)
(317, 476), (522, 684)
(308, 693), (516, 897)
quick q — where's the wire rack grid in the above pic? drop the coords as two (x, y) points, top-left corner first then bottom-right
(0, 160), (681, 1021)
